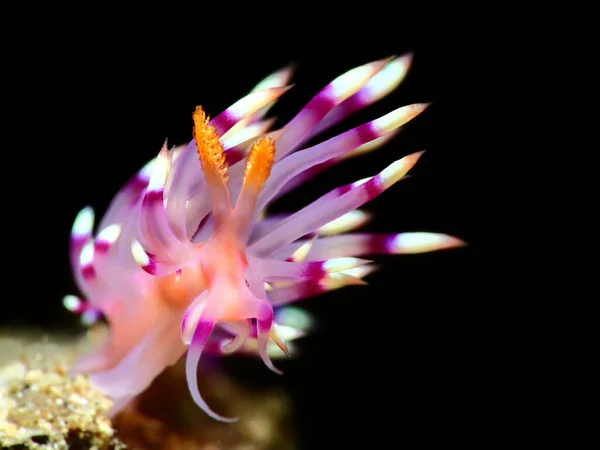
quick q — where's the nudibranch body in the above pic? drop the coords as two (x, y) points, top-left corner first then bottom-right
(66, 54), (464, 421)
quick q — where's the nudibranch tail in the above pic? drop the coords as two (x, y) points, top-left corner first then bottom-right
(90, 307), (186, 412)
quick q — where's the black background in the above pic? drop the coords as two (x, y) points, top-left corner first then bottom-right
(4, 12), (492, 449)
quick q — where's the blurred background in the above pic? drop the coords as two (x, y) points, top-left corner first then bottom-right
(4, 12), (487, 449)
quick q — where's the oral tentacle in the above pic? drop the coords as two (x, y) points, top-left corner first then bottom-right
(220, 319), (252, 354)
(185, 318), (238, 422)
(254, 301), (283, 375)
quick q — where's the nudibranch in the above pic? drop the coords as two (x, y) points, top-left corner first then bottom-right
(65, 54), (464, 421)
